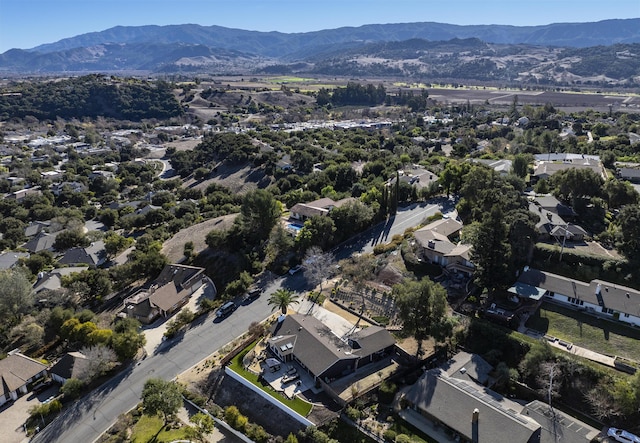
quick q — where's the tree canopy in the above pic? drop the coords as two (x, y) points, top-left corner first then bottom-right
(393, 278), (453, 356)
(141, 378), (183, 424)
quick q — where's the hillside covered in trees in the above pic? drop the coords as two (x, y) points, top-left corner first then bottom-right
(0, 75), (183, 121)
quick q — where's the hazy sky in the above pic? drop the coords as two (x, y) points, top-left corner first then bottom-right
(1, 0), (639, 53)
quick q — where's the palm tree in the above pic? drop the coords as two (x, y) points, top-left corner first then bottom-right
(267, 289), (300, 315)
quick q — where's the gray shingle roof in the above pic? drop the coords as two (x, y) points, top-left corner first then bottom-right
(271, 314), (395, 379)
(404, 369), (540, 442)
(518, 268), (640, 317)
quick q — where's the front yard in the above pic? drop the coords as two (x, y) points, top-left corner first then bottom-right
(526, 301), (640, 361)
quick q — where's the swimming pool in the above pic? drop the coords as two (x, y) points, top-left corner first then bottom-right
(287, 223), (303, 232)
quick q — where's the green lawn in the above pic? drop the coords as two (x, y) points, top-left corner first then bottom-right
(526, 302), (640, 361)
(130, 415), (190, 443)
(229, 342), (313, 417)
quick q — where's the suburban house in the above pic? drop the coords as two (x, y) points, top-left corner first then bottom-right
(0, 351), (48, 407)
(531, 195), (577, 220)
(289, 197), (353, 222)
(22, 231), (59, 253)
(401, 352), (599, 443)
(617, 167), (640, 183)
(413, 218), (474, 276)
(24, 221), (51, 238)
(7, 187), (42, 202)
(469, 158), (513, 176)
(389, 167), (439, 190)
(532, 155), (605, 183)
(33, 266), (88, 294)
(513, 268), (640, 327)
(49, 352), (90, 384)
(267, 314), (395, 403)
(58, 241), (107, 267)
(0, 251), (29, 270)
(124, 264), (210, 324)
(51, 181), (87, 197)
(528, 202), (587, 242)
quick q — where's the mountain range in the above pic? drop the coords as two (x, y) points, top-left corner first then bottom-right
(1, 19), (639, 85)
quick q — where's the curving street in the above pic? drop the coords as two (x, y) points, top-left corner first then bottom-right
(33, 200), (444, 443)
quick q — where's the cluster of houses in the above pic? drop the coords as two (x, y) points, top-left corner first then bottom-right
(0, 263), (211, 408)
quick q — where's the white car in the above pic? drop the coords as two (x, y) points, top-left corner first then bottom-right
(608, 428), (640, 443)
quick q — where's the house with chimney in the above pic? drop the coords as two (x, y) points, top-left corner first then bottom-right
(400, 351), (599, 443)
(413, 218), (474, 276)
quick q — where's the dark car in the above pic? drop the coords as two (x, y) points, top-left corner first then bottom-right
(215, 301), (236, 319)
(32, 380), (53, 394)
(247, 287), (262, 300)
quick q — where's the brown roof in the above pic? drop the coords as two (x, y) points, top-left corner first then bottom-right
(414, 229), (456, 254)
(0, 353), (47, 394)
(149, 282), (183, 312)
(420, 218), (463, 238)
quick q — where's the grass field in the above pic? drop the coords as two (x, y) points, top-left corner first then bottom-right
(526, 302), (640, 361)
(130, 415), (190, 443)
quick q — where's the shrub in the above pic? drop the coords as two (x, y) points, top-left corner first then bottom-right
(60, 378), (85, 400)
(383, 429), (397, 442)
(345, 406), (361, 421)
(395, 434), (412, 443)
(378, 381), (398, 404)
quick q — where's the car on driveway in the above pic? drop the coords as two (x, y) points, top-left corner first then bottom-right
(608, 428), (640, 443)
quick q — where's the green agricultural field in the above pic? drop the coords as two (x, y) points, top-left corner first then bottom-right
(526, 302), (640, 361)
(266, 76), (317, 84)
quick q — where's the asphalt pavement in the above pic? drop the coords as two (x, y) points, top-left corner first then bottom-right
(33, 199), (446, 443)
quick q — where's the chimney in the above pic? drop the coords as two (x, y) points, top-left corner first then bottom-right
(472, 408), (479, 423)
(427, 240), (436, 249)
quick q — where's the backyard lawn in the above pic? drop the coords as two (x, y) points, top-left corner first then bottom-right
(526, 302), (640, 361)
(130, 415), (190, 443)
(229, 342), (313, 417)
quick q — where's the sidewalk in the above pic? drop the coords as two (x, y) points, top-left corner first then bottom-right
(521, 327), (616, 368)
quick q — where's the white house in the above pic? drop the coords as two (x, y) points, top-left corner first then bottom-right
(0, 352), (48, 407)
(515, 268), (640, 327)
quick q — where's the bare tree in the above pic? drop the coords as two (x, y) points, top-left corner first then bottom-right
(77, 345), (118, 382)
(303, 246), (334, 293)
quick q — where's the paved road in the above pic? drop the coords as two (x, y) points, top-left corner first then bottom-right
(33, 199), (447, 443)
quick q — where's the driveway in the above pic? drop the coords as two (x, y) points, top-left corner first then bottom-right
(142, 283), (216, 355)
(0, 384), (60, 443)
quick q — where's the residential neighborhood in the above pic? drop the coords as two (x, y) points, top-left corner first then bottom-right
(0, 71), (639, 443)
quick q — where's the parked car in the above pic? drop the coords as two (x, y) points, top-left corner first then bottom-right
(246, 287), (262, 300)
(288, 265), (303, 275)
(608, 428), (640, 443)
(215, 301), (236, 319)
